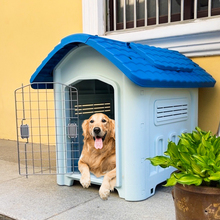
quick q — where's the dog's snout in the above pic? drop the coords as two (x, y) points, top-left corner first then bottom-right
(93, 127), (101, 134)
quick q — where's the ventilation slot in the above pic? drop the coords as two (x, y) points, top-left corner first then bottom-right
(155, 99), (188, 125)
(75, 103), (111, 115)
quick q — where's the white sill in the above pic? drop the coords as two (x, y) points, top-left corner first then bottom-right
(103, 16), (220, 57)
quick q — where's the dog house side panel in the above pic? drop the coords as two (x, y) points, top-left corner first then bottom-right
(119, 77), (153, 201)
(146, 88), (198, 196)
(119, 79), (198, 201)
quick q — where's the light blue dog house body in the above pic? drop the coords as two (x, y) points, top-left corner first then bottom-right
(30, 34), (215, 201)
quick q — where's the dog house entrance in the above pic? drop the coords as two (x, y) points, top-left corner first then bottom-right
(15, 80), (115, 177)
(15, 82), (80, 177)
(72, 79), (115, 151)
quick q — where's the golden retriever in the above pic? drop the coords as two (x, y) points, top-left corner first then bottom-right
(78, 113), (116, 200)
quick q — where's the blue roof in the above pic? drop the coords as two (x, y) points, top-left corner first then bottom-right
(30, 33), (216, 88)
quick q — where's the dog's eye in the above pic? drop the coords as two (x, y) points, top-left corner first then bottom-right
(102, 119), (106, 123)
(90, 120), (94, 123)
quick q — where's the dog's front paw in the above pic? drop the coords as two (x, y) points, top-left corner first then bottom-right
(80, 176), (91, 188)
(99, 186), (110, 200)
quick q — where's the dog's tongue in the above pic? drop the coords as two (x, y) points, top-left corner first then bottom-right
(94, 137), (103, 149)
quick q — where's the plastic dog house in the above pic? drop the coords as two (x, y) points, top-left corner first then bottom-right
(27, 34), (215, 201)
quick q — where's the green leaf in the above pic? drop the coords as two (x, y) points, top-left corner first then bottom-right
(208, 160), (220, 172)
(187, 145), (197, 155)
(208, 151), (215, 161)
(192, 131), (201, 142)
(213, 138), (220, 155)
(146, 156), (171, 168)
(203, 177), (211, 183)
(202, 136), (212, 149)
(191, 160), (205, 177)
(197, 143), (206, 156)
(176, 173), (203, 186)
(173, 171), (185, 178)
(196, 127), (209, 137)
(192, 155), (209, 168)
(179, 152), (191, 165)
(204, 131), (211, 141)
(201, 168), (211, 174)
(163, 172), (177, 187)
(178, 138), (191, 148)
(178, 138), (196, 154)
(214, 166), (220, 172)
(208, 159), (216, 167)
(165, 141), (180, 159)
(178, 144), (189, 153)
(196, 127), (202, 133)
(177, 161), (183, 167)
(185, 133), (197, 145)
(208, 171), (220, 181)
(215, 154), (220, 164)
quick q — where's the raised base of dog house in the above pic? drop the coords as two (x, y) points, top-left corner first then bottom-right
(57, 166), (175, 201)
(57, 173), (104, 187)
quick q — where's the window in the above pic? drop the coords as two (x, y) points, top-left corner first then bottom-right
(82, 0), (220, 57)
(106, 0), (220, 32)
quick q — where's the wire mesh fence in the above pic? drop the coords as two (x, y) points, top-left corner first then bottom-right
(14, 83), (80, 177)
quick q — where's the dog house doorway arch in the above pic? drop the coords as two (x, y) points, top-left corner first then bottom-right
(59, 74), (122, 188)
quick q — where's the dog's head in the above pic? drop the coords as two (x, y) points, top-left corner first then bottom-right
(82, 113), (115, 149)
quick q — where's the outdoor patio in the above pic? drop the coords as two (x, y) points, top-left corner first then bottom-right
(0, 139), (175, 220)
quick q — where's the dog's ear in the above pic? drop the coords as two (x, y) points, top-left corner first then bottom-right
(82, 119), (89, 140)
(109, 119), (115, 140)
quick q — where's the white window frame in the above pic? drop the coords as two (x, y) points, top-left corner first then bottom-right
(82, 0), (220, 57)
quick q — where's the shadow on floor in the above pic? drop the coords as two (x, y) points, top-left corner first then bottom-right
(0, 214), (15, 220)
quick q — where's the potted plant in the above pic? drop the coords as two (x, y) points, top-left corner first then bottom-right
(146, 127), (220, 220)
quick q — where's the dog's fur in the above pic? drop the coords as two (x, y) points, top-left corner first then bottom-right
(78, 113), (116, 200)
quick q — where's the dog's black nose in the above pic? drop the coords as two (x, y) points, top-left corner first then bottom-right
(93, 127), (101, 134)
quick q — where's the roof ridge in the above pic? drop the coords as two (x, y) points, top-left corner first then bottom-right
(129, 42), (194, 72)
